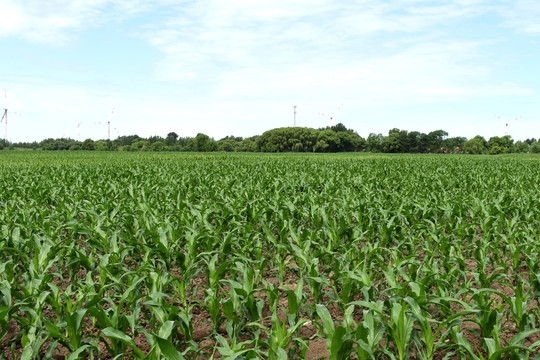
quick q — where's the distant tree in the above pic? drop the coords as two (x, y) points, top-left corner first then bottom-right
(406, 131), (427, 153)
(488, 135), (514, 154)
(116, 135), (141, 147)
(317, 130), (339, 152)
(313, 139), (329, 152)
(530, 141), (540, 154)
(81, 139), (95, 150)
(95, 140), (109, 151)
(445, 137), (467, 153)
(258, 127), (307, 152)
(165, 132), (179, 146)
(382, 128), (401, 153)
(242, 136), (259, 152)
(348, 132), (367, 151)
(218, 136), (243, 152)
(397, 129), (409, 153)
(151, 141), (165, 151)
(489, 145), (503, 155)
(132, 140), (150, 151)
(366, 133), (383, 153)
(427, 130), (448, 152)
(148, 135), (164, 144)
(40, 138), (57, 150)
(463, 136), (488, 154)
(515, 141), (529, 153)
(330, 123), (348, 132)
(194, 133), (217, 152)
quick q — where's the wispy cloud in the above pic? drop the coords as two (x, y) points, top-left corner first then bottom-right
(498, 0), (540, 34)
(141, 0), (528, 106)
(0, 0), (154, 44)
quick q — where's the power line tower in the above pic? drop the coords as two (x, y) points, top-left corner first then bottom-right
(293, 105), (297, 127)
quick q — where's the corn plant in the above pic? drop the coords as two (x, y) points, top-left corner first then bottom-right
(1, 152), (539, 359)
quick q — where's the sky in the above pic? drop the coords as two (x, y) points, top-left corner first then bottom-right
(1, 0), (539, 143)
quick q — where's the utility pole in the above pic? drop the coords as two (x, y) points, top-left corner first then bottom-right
(293, 105), (297, 127)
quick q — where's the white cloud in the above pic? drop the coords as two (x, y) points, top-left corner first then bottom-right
(498, 0), (540, 34)
(143, 1), (501, 92)
(0, 0), (155, 44)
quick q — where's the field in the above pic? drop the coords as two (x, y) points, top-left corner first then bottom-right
(1, 151), (539, 359)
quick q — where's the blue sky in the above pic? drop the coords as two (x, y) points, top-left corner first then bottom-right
(1, 0), (539, 142)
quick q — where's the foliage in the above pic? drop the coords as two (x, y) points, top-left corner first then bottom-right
(258, 124), (365, 152)
(4, 123), (538, 155)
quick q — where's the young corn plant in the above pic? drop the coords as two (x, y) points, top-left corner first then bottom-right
(355, 308), (385, 360)
(315, 304), (355, 360)
(404, 296), (477, 360)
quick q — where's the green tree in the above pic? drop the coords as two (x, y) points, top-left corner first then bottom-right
(82, 139), (95, 150)
(515, 141), (529, 153)
(444, 137), (467, 153)
(488, 135), (514, 154)
(148, 135), (164, 144)
(242, 136), (259, 152)
(489, 144), (503, 155)
(194, 133), (217, 152)
(115, 135), (141, 147)
(313, 139), (329, 152)
(95, 140), (109, 151)
(151, 141), (165, 151)
(132, 140), (150, 151)
(218, 136), (243, 152)
(463, 136), (487, 154)
(330, 123), (348, 132)
(319, 130), (340, 152)
(382, 128), (401, 153)
(427, 130), (448, 152)
(366, 133), (383, 153)
(165, 132), (179, 146)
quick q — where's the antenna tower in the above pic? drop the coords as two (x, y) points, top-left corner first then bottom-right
(293, 105), (297, 127)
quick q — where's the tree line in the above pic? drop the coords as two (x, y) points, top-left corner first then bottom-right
(2, 123), (540, 154)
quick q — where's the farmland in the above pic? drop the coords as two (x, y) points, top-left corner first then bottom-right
(0, 152), (539, 359)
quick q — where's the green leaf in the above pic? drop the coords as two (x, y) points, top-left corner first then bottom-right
(67, 345), (90, 360)
(316, 304), (335, 334)
(101, 327), (145, 358)
(155, 335), (185, 360)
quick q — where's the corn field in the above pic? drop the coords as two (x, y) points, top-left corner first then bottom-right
(0, 152), (539, 359)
